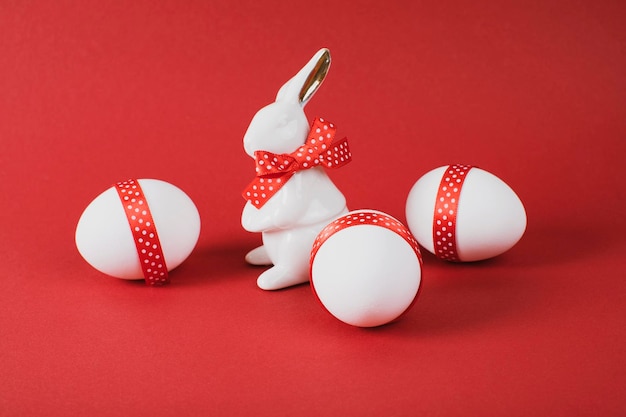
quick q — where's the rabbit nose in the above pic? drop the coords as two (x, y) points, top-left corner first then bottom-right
(243, 141), (255, 158)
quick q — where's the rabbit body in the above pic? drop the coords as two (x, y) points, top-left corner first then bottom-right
(241, 48), (349, 290)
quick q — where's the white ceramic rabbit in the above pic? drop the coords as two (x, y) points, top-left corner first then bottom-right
(241, 48), (351, 291)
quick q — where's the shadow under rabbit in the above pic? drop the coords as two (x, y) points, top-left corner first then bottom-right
(165, 239), (256, 287)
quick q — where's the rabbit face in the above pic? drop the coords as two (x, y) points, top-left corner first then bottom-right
(243, 101), (310, 157)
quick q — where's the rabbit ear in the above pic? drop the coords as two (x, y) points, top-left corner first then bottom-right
(298, 48), (331, 105)
(276, 48), (331, 107)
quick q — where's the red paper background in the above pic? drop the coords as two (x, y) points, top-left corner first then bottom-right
(1, 1), (625, 416)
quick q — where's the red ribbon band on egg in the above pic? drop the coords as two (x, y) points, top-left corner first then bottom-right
(310, 211), (423, 270)
(433, 164), (473, 261)
(242, 117), (351, 209)
(115, 179), (169, 286)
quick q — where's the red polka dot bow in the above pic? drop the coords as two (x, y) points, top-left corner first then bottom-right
(242, 117), (351, 208)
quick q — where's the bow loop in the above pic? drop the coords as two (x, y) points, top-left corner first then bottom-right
(253, 151), (299, 176)
(243, 117), (351, 208)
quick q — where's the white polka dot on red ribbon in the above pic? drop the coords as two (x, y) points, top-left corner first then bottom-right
(433, 164), (473, 261)
(115, 179), (169, 286)
(310, 211), (423, 270)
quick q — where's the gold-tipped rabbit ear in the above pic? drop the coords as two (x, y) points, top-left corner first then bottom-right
(299, 48), (331, 105)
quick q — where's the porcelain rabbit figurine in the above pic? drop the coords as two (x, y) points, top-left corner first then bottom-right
(241, 48), (351, 290)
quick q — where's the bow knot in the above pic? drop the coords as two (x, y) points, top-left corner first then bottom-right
(243, 117), (351, 208)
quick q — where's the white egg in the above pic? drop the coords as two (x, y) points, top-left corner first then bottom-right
(75, 179), (201, 282)
(310, 210), (422, 327)
(405, 165), (526, 262)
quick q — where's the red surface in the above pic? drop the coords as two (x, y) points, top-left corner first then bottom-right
(1, 1), (625, 416)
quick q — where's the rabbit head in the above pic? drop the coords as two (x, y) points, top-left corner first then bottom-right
(243, 48), (331, 157)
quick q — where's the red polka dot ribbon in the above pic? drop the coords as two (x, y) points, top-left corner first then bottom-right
(310, 211), (423, 269)
(242, 117), (351, 209)
(115, 179), (169, 286)
(433, 164), (473, 261)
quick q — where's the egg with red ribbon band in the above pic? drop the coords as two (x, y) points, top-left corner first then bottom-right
(310, 210), (423, 327)
(75, 179), (201, 285)
(405, 165), (526, 262)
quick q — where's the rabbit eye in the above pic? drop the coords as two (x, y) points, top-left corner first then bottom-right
(276, 115), (289, 127)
